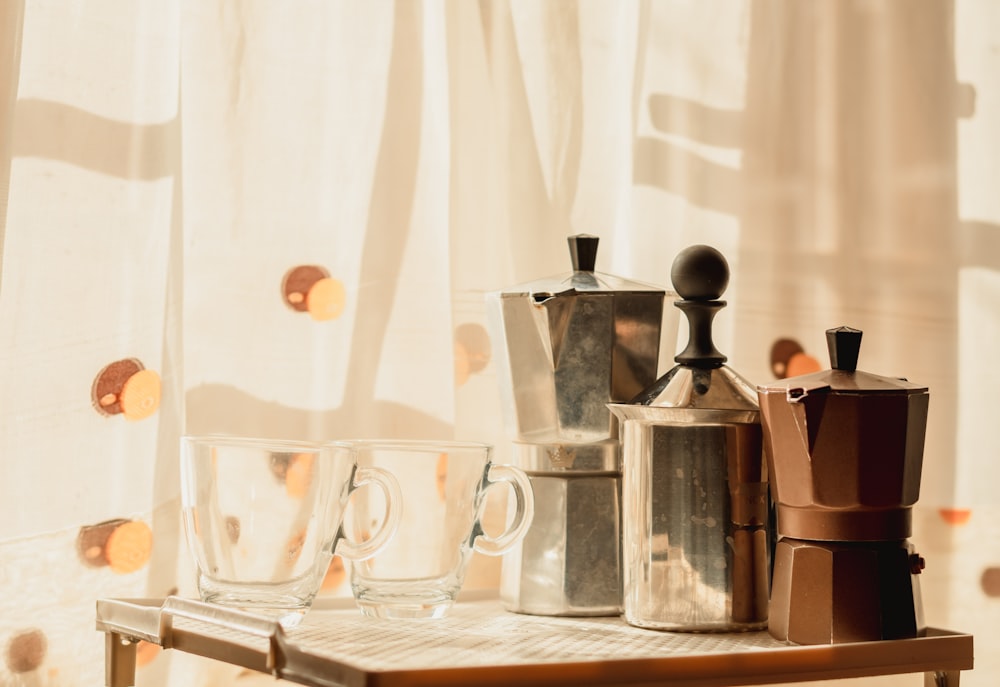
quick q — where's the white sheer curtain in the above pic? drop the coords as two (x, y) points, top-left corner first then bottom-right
(1, 1), (997, 685)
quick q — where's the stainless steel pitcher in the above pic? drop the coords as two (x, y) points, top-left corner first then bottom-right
(609, 245), (769, 632)
(487, 234), (671, 616)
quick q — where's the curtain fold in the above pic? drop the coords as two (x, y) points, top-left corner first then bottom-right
(1, 1), (998, 685)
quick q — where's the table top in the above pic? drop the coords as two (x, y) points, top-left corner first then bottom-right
(95, 592), (974, 687)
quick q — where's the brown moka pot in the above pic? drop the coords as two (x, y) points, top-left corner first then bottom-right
(757, 327), (929, 644)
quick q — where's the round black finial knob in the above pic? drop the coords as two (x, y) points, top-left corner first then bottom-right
(568, 234), (599, 273)
(827, 326), (863, 372)
(670, 245), (730, 301)
(671, 245), (729, 368)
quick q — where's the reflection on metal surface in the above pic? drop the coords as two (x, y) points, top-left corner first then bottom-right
(501, 474), (622, 616)
(621, 421), (768, 631)
(488, 287), (666, 447)
(488, 235), (673, 616)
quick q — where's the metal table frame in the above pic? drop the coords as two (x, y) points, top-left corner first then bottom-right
(96, 594), (973, 687)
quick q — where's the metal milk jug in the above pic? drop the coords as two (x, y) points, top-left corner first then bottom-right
(487, 234), (670, 616)
(609, 245), (769, 631)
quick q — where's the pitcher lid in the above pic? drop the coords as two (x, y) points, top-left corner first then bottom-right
(757, 327), (928, 396)
(496, 234), (665, 297)
(608, 245), (760, 424)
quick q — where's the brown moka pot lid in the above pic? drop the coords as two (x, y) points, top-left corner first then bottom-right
(758, 326), (927, 397)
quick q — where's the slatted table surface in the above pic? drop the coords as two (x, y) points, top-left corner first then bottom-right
(95, 594), (973, 687)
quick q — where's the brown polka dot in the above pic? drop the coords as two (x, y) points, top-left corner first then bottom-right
(285, 453), (315, 498)
(225, 516), (241, 544)
(286, 529), (307, 563)
(91, 359), (144, 416)
(269, 453), (293, 481)
(786, 351), (821, 377)
(306, 277), (346, 321)
(455, 323), (491, 374)
(5, 629), (46, 673)
(282, 265), (329, 313)
(436, 453), (448, 502)
(105, 520), (153, 574)
(770, 338), (804, 379)
(77, 518), (129, 567)
(981, 567), (1000, 597)
(119, 368), (161, 420)
(939, 508), (972, 526)
(321, 556), (346, 591)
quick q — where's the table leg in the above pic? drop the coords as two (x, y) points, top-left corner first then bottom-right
(105, 632), (138, 687)
(925, 670), (961, 687)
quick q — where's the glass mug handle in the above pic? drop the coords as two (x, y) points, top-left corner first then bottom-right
(473, 464), (535, 556)
(334, 466), (403, 561)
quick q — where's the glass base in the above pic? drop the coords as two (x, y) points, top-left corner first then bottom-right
(199, 579), (313, 628)
(352, 581), (458, 619)
(356, 597), (454, 619)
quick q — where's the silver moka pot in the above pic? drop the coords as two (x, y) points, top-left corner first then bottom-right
(487, 234), (671, 616)
(609, 246), (769, 632)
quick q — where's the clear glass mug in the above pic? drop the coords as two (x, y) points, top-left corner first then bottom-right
(344, 440), (534, 619)
(180, 435), (402, 626)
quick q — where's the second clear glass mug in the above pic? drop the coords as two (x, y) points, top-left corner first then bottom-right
(343, 440), (534, 619)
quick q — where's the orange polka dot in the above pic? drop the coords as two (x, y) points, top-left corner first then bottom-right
(786, 352), (821, 377)
(321, 556), (346, 591)
(454, 341), (471, 387)
(135, 641), (161, 667)
(938, 508), (972, 526)
(436, 453), (448, 502)
(285, 453), (315, 498)
(306, 277), (346, 321)
(454, 323), (491, 374)
(119, 369), (161, 420)
(105, 520), (153, 574)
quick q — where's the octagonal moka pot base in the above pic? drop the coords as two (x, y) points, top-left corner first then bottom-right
(758, 327), (930, 645)
(768, 537), (925, 645)
(499, 471), (623, 616)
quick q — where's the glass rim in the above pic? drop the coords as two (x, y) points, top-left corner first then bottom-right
(181, 435), (491, 453)
(181, 434), (325, 452)
(335, 439), (492, 453)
